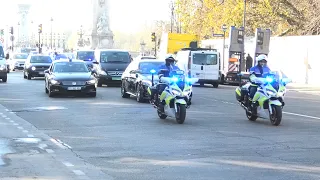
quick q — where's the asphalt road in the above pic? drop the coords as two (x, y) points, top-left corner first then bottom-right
(1, 71), (320, 180)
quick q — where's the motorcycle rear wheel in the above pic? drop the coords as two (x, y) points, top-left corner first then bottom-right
(157, 105), (167, 119)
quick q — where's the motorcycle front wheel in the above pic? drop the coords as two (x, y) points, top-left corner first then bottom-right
(176, 104), (186, 124)
(270, 105), (282, 126)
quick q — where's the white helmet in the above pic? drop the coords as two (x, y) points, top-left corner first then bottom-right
(256, 54), (268, 62)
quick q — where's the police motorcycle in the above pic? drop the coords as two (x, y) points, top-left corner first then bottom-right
(147, 69), (198, 124)
(235, 71), (291, 126)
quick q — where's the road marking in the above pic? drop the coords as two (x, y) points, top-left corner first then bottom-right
(10, 112), (15, 114)
(0, 112), (2, 114)
(13, 123), (19, 126)
(27, 134), (34, 137)
(50, 138), (67, 149)
(284, 112), (320, 120)
(5, 109), (8, 111)
(9, 120), (14, 123)
(2, 115), (7, 118)
(22, 130), (28, 133)
(38, 144), (48, 150)
(62, 161), (74, 167)
(5, 118), (10, 120)
(29, 150), (39, 154)
(46, 149), (54, 153)
(73, 170), (85, 176)
(17, 126), (23, 130)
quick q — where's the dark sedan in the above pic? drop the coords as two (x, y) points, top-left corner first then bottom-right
(23, 55), (53, 79)
(121, 59), (162, 102)
(44, 59), (97, 97)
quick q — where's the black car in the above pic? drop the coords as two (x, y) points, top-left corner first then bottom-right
(121, 59), (163, 102)
(93, 49), (131, 87)
(44, 59), (97, 97)
(76, 50), (95, 68)
(23, 54), (53, 79)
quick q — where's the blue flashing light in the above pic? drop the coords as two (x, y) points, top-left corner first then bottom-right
(171, 77), (178, 82)
(150, 69), (156, 74)
(266, 76), (273, 83)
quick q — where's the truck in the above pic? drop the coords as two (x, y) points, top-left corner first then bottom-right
(158, 33), (199, 59)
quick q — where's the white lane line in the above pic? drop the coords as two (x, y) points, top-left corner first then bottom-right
(2, 115), (7, 118)
(22, 130), (28, 133)
(13, 123), (19, 126)
(5, 117), (10, 120)
(9, 120), (14, 123)
(38, 144), (48, 150)
(29, 150), (40, 154)
(50, 138), (67, 149)
(46, 149), (54, 153)
(284, 112), (320, 120)
(27, 134), (34, 137)
(10, 112), (15, 114)
(17, 126), (23, 130)
(62, 161), (74, 167)
(5, 109), (9, 111)
(73, 170), (85, 176)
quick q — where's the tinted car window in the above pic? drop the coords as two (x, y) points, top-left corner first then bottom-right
(0, 46), (4, 58)
(100, 51), (130, 63)
(139, 62), (163, 74)
(77, 51), (94, 60)
(53, 62), (89, 73)
(30, 56), (52, 63)
(14, 54), (28, 59)
(192, 54), (217, 65)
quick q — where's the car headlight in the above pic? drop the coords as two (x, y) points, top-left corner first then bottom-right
(99, 70), (107, 75)
(50, 79), (60, 85)
(266, 89), (276, 96)
(0, 64), (6, 70)
(31, 67), (36, 71)
(86, 79), (96, 84)
(172, 89), (182, 96)
(142, 80), (152, 86)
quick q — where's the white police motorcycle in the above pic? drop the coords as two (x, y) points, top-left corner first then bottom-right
(148, 69), (198, 124)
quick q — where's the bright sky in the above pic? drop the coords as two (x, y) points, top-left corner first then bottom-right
(0, 0), (172, 33)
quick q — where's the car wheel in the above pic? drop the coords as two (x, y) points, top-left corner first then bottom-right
(136, 84), (144, 102)
(27, 73), (31, 80)
(2, 76), (7, 82)
(23, 71), (27, 79)
(121, 81), (130, 98)
(45, 83), (48, 94)
(97, 80), (102, 87)
(48, 88), (55, 97)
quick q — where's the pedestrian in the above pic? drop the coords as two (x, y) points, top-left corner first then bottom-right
(246, 53), (253, 72)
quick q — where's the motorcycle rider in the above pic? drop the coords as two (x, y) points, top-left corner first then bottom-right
(248, 54), (271, 114)
(153, 55), (180, 106)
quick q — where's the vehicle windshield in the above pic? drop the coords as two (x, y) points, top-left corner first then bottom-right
(100, 51), (130, 63)
(193, 53), (218, 65)
(77, 51), (94, 61)
(139, 62), (163, 74)
(21, 48), (36, 54)
(53, 62), (90, 73)
(13, 54), (28, 59)
(0, 46), (4, 59)
(30, 56), (52, 63)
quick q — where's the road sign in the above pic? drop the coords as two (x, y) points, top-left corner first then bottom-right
(10, 36), (14, 41)
(213, 34), (224, 37)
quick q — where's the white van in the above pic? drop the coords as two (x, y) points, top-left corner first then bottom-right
(0, 43), (8, 82)
(175, 48), (221, 88)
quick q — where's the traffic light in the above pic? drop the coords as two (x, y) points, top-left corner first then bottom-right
(38, 24), (42, 33)
(10, 27), (13, 34)
(0, 29), (3, 36)
(151, 32), (156, 42)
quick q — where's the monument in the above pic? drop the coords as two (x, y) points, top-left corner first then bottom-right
(17, 4), (31, 46)
(91, 0), (114, 49)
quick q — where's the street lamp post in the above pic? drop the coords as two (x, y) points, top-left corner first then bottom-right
(140, 40), (146, 56)
(50, 17), (53, 50)
(17, 22), (20, 47)
(242, 0), (246, 72)
(78, 25), (84, 47)
(221, 24), (227, 71)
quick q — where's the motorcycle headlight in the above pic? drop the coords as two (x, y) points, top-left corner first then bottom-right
(183, 90), (191, 96)
(31, 67), (36, 71)
(86, 79), (96, 84)
(50, 79), (60, 85)
(266, 89), (276, 96)
(172, 89), (182, 96)
(142, 80), (152, 86)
